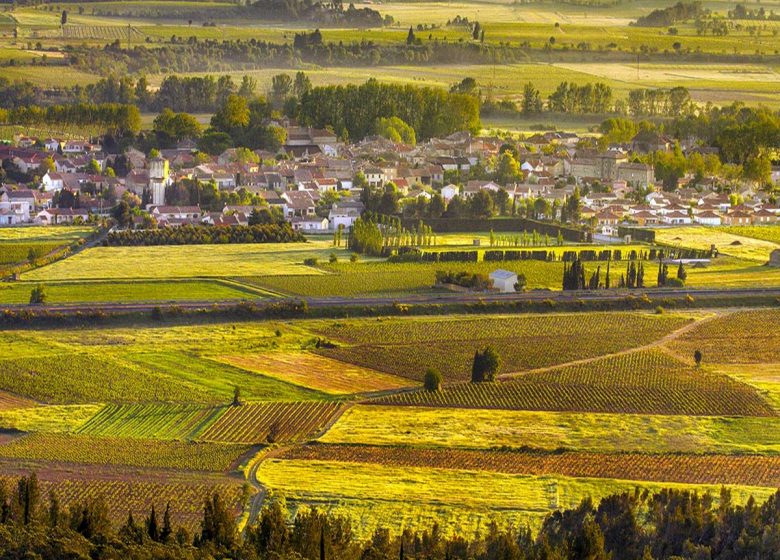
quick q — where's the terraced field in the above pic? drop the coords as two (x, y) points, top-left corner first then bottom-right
(315, 313), (693, 381)
(376, 349), (775, 416)
(76, 403), (225, 440)
(200, 401), (345, 444)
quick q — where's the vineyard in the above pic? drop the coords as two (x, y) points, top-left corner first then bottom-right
(199, 401), (345, 444)
(280, 444), (780, 488)
(0, 390), (35, 411)
(250, 260), (568, 296)
(321, 405), (780, 454)
(315, 313), (693, 381)
(76, 403), (226, 440)
(667, 309), (780, 364)
(375, 349), (776, 416)
(216, 352), (414, 395)
(0, 472), (246, 532)
(255, 458), (778, 539)
(0, 434), (251, 472)
(0, 353), (216, 404)
(40, 25), (147, 40)
(0, 242), (62, 265)
(721, 226), (780, 245)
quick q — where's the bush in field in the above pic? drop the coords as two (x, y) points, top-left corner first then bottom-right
(694, 349), (703, 367)
(29, 285), (47, 305)
(471, 346), (500, 383)
(423, 368), (442, 392)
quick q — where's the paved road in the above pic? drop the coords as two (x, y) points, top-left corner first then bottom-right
(3, 286), (780, 315)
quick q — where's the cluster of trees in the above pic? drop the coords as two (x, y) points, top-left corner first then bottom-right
(562, 258), (649, 290)
(633, 1), (704, 27)
(0, 102), (141, 136)
(727, 4), (780, 20)
(71, 39), (526, 80)
(547, 82), (613, 114)
(657, 260), (687, 287)
(2, 472), (780, 560)
(626, 86), (694, 117)
(250, 0), (389, 26)
(471, 346), (500, 382)
(164, 181), (275, 213)
(435, 270), (493, 291)
(298, 80), (480, 141)
(105, 223), (304, 246)
(347, 217), (384, 256)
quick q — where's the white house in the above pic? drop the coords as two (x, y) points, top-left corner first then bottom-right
(41, 171), (65, 192)
(328, 201), (363, 230)
(441, 184), (459, 202)
(291, 216), (329, 232)
(694, 211), (722, 226)
(489, 269), (518, 293)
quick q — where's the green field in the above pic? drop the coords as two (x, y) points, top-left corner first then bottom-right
(21, 241), (357, 281)
(76, 403), (225, 440)
(0, 279), (266, 304)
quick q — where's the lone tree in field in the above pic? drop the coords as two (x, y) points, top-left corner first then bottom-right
(694, 350), (703, 367)
(29, 285), (46, 305)
(424, 368), (443, 392)
(471, 346), (500, 383)
(232, 386), (242, 406)
(677, 261), (687, 283)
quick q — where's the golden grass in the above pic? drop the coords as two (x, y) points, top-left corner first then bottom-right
(215, 352), (415, 395)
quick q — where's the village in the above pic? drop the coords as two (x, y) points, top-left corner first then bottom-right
(1, 125), (780, 236)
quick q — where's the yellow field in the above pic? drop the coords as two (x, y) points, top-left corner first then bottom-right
(22, 240), (357, 280)
(256, 458), (778, 538)
(215, 353), (414, 395)
(655, 227), (779, 262)
(321, 405), (780, 454)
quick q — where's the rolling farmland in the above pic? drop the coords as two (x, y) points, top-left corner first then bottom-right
(315, 313), (693, 381)
(376, 349), (776, 416)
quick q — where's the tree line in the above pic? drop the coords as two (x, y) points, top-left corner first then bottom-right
(298, 79), (480, 141)
(0, 102), (141, 136)
(3, 471), (780, 560)
(105, 223), (304, 246)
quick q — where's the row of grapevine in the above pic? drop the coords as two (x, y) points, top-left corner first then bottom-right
(0, 434), (251, 472)
(279, 444), (780, 488)
(0, 474), (245, 533)
(199, 401), (344, 444)
(76, 403), (226, 440)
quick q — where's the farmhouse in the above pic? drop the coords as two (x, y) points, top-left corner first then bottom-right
(489, 269), (518, 293)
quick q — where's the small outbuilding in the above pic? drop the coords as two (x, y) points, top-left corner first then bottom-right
(769, 249), (780, 267)
(489, 269), (518, 293)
